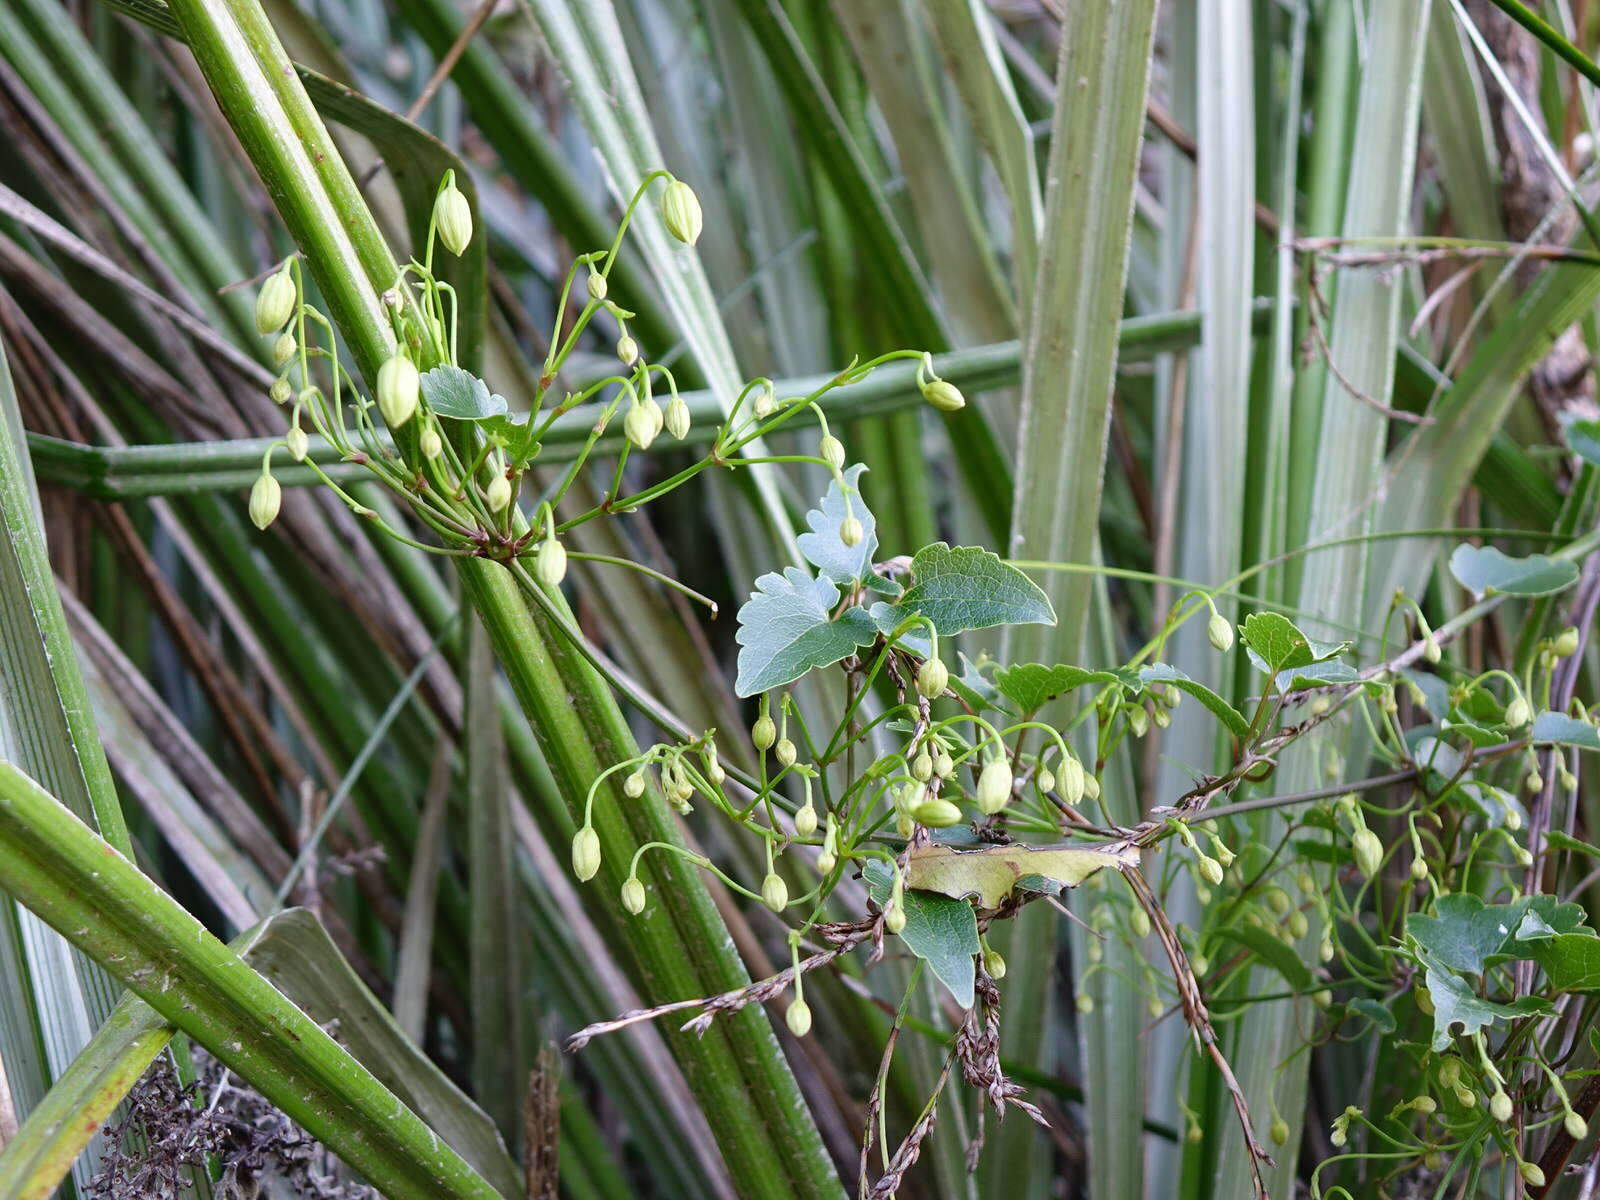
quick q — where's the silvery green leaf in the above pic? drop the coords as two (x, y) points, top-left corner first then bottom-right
(796, 464), (876, 585)
(862, 861), (978, 1008)
(1532, 711), (1600, 750)
(896, 543), (1054, 635)
(734, 568), (877, 697)
(1448, 543), (1577, 600)
(420, 365), (510, 420)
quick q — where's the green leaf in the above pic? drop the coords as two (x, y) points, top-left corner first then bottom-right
(1448, 543), (1578, 600)
(863, 861), (978, 1009)
(1238, 611), (1349, 675)
(1214, 927), (1312, 991)
(420, 365), (510, 420)
(1547, 830), (1600, 860)
(734, 568), (877, 696)
(895, 543), (1054, 636)
(1407, 893), (1589, 974)
(1348, 998), (1397, 1034)
(949, 653), (1008, 713)
(1138, 664), (1249, 737)
(797, 464), (877, 586)
(903, 840), (1138, 909)
(1562, 412), (1600, 466)
(1419, 951), (1550, 1051)
(1533, 711), (1600, 750)
(1275, 660), (1380, 695)
(993, 663), (1120, 715)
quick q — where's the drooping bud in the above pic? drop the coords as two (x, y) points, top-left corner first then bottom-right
(376, 354), (420, 428)
(620, 876), (646, 914)
(272, 331), (297, 367)
(1489, 1090), (1513, 1123)
(419, 423), (443, 459)
(1130, 907), (1151, 939)
(1556, 626), (1582, 658)
(753, 714), (776, 751)
(249, 471), (281, 531)
(254, 265), (296, 335)
(1208, 612), (1235, 653)
(785, 998), (812, 1037)
(1567, 1111), (1588, 1140)
(933, 747), (953, 779)
(485, 473), (513, 512)
(536, 538), (567, 587)
(819, 435), (845, 471)
(586, 272), (608, 302)
(884, 899), (906, 935)
(911, 751), (933, 782)
(1061, 756), (1085, 804)
(912, 797), (963, 828)
(916, 658), (948, 699)
(761, 872), (788, 912)
(816, 820), (838, 874)
(1037, 767), (1056, 793)
(625, 400), (661, 450)
(1520, 1162), (1545, 1188)
(1505, 695), (1531, 727)
(571, 826), (602, 881)
(1198, 855), (1224, 886)
(664, 394), (691, 440)
(660, 178), (703, 246)
(616, 334), (638, 367)
(775, 738), (797, 768)
(795, 801), (818, 838)
(983, 947), (1006, 979)
(285, 426), (308, 462)
(920, 378), (965, 413)
(270, 376), (292, 405)
(839, 516), (864, 547)
(433, 180), (473, 255)
(624, 770), (646, 799)
(1352, 828), (1383, 879)
(1269, 1116), (1289, 1147)
(753, 383), (777, 419)
(976, 757), (1013, 814)
(1076, 992), (1094, 1015)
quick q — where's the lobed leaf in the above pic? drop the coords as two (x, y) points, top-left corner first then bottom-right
(1448, 543), (1578, 600)
(734, 568), (876, 697)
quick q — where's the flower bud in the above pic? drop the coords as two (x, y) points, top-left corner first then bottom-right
(485, 473), (513, 512)
(1128, 706), (1149, 737)
(761, 872), (788, 912)
(1490, 1090), (1512, 1123)
(660, 179), (703, 246)
(254, 266), (295, 335)
(819, 435), (845, 470)
(911, 751), (933, 782)
(1130, 907), (1151, 939)
(620, 876), (646, 914)
(1353, 828), (1383, 879)
(623, 770), (646, 799)
(839, 516), (864, 547)
(921, 378), (965, 413)
(1422, 633), (1441, 664)
(912, 797), (963, 827)
(753, 714), (776, 751)
(1060, 756), (1085, 804)
(419, 423), (443, 459)
(916, 658), (948, 699)
(816, 821), (838, 875)
(1198, 855), (1224, 886)
(795, 801), (818, 838)
(249, 471), (281, 531)
(775, 738), (796, 767)
(571, 826), (601, 881)
(285, 426), (308, 462)
(1557, 626), (1582, 658)
(785, 998), (811, 1037)
(664, 394), (690, 440)
(625, 401), (661, 450)
(616, 334), (638, 366)
(933, 747), (953, 779)
(1269, 1115), (1289, 1147)
(433, 181), (473, 255)
(976, 757), (1013, 814)
(884, 899), (906, 934)
(1208, 612), (1235, 653)
(270, 376), (292, 405)
(1505, 696), (1531, 727)
(1412, 1095), (1437, 1114)
(1520, 1162), (1545, 1187)
(586, 272), (608, 302)
(272, 331), (297, 367)
(983, 947), (1006, 979)
(1567, 1111), (1588, 1140)
(536, 538), (567, 587)
(1076, 992), (1094, 1014)
(1288, 910), (1309, 939)
(376, 354), (420, 428)
(1527, 770), (1544, 793)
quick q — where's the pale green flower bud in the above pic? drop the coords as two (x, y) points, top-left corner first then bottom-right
(616, 334), (638, 366)
(816, 821), (837, 874)
(1037, 768), (1056, 793)
(1490, 1090), (1513, 1123)
(1412, 1095), (1437, 1114)
(1061, 756), (1085, 805)
(1288, 911), (1309, 939)
(434, 181), (473, 255)
(983, 947), (1006, 979)
(752, 714), (776, 751)
(761, 872), (788, 912)
(775, 738), (797, 768)
(660, 179), (703, 246)
(785, 998), (812, 1037)
(1353, 828), (1383, 879)
(1269, 1116), (1289, 1147)
(976, 757), (1012, 814)
(664, 395), (690, 440)
(1567, 1111), (1588, 1140)
(1556, 626), (1581, 658)
(912, 797), (963, 828)
(536, 538), (567, 587)
(1130, 907), (1151, 939)
(623, 770), (646, 799)
(1208, 612), (1235, 653)
(916, 658), (948, 699)
(571, 826), (601, 881)
(920, 378), (965, 412)
(270, 376), (293, 405)
(819, 435), (845, 470)
(1076, 992), (1094, 1014)
(249, 471), (281, 531)
(272, 331), (297, 367)
(1505, 695), (1531, 727)
(419, 423), (443, 459)
(625, 400), (661, 450)
(1422, 633), (1441, 664)
(485, 473), (513, 512)
(884, 899), (906, 934)
(911, 751), (933, 782)
(1083, 772), (1101, 801)
(377, 354), (420, 428)
(1128, 706), (1149, 737)
(586, 271), (608, 302)
(795, 801), (818, 838)
(254, 266), (295, 335)
(753, 383), (777, 419)
(839, 516), (864, 547)
(621, 876), (646, 914)
(933, 747), (953, 779)
(285, 426), (308, 463)
(1198, 855), (1224, 886)
(1520, 1162), (1545, 1187)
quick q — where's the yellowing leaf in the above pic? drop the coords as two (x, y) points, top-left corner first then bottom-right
(905, 840), (1139, 908)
